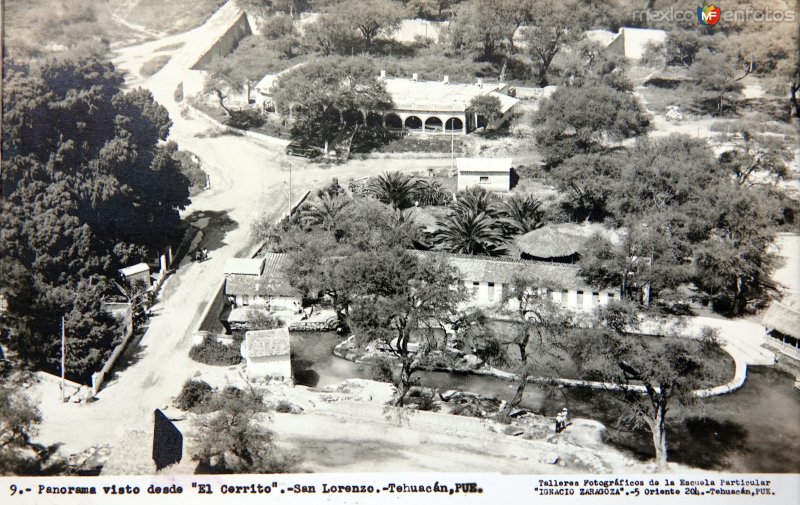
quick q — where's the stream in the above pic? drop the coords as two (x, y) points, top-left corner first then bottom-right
(290, 331), (800, 473)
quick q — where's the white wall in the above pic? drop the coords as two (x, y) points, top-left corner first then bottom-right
(246, 355), (292, 382)
(457, 171), (510, 192)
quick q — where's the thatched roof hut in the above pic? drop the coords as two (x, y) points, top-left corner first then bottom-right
(513, 226), (586, 262)
(763, 298), (800, 339)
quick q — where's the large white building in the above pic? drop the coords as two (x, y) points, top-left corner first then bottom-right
(415, 251), (620, 313)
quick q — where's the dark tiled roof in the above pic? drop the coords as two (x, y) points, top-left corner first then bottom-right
(225, 253), (300, 297)
(413, 251), (597, 291)
(514, 226), (586, 258)
(245, 328), (291, 358)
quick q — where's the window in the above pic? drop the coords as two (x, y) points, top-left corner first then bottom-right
(242, 295), (249, 306)
(472, 281), (479, 297)
(576, 290), (584, 306)
(479, 176), (489, 184)
(488, 282), (495, 301)
(593, 292), (600, 306)
(561, 290), (568, 305)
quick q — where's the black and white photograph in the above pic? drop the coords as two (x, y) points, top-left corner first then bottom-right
(1, 0), (799, 502)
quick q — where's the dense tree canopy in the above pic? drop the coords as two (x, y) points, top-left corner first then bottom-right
(1, 58), (191, 378)
(533, 83), (651, 165)
(272, 58), (393, 144)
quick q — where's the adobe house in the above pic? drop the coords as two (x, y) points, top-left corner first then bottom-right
(413, 251), (621, 313)
(119, 263), (151, 289)
(456, 158), (512, 193)
(241, 327), (292, 382)
(762, 295), (800, 361)
(224, 254), (301, 310)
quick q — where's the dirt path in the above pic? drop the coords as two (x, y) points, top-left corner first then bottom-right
(31, 2), (462, 470)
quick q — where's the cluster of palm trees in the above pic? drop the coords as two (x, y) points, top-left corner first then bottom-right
(297, 171), (547, 256)
(365, 171), (547, 256)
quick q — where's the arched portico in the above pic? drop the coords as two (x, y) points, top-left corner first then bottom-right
(385, 113), (402, 130)
(424, 117), (443, 133)
(445, 117), (464, 133)
(405, 116), (423, 131)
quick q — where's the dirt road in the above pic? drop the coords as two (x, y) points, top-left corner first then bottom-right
(32, 2), (454, 468)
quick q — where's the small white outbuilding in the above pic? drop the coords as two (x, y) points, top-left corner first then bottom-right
(241, 327), (292, 383)
(456, 157), (512, 193)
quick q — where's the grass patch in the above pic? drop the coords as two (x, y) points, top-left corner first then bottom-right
(140, 55), (171, 77)
(376, 135), (469, 154)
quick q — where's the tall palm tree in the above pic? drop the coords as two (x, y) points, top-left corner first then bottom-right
(433, 209), (506, 256)
(300, 194), (351, 231)
(368, 171), (419, 210)
(499, 194), (546, 235)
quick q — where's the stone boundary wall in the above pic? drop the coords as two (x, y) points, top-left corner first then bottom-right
(190, 10), (252, 70)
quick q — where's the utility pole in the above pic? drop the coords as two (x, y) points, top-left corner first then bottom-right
(288, 162), (293, 217)
(451, 120), (455, 171)
(61, 316), (66, 403)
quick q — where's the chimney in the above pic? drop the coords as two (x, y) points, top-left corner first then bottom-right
(380, 69), (386, 79)
(443, 75), (449, 84)
(412, 73), (418, 82)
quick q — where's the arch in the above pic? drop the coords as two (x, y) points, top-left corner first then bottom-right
(366, 111), (383, 128)
(405, 115), (423, 131)
(445, 117), (463, 132)
(424, 116), (443, 133)
(385, 113), (402, 130)
(342, 109), (364, 125)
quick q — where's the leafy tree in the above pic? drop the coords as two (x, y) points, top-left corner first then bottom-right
(521, 0), (589, 86)
(573, 329), (710, 471)
(554, 39), (632, 92)
(692, 184), (780, 315)
(191, 391), (295, 473)
(498, 275), (571, 419)
(303, 14), (358, 56)
(272, 58), (393, 144)
(326, 0), (407, 50)
(1, 58), (191, 377)
(662, 30), (715, 67)
(468, 94), (503, 131)
(0, 373), (64, 475)
(533, 83), (650, 165)
(345, 250), (466, 405)
(447, 0), (509, 60)
(717, 122), (793, 186)
(552, 153), (622, 221)
(368, 171), (420, 210)
(686, 51), (744, 115)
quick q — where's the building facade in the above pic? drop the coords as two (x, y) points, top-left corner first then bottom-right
(457, 158), (512, 192)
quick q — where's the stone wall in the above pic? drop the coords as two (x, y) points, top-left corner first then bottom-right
(190, 11), (252, 70)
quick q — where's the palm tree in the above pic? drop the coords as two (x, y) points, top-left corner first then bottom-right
(415, 180), (450, 206)
(454, 186), (501, 218)
(499, 194), (546, 235)
(300, 194), (351, 231)
(433, 209), (506, 256)
(368, 171), (420, 210)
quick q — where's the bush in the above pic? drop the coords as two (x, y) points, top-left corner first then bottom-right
(224, 109), (265, 130)
(370, 355), (395, 384)
(173, 150), (207, 188)
(175, 379), (214, 412)
(274, 399), (295, 413)
(140, 55), (171, 77)
(246, 310), (284, 330)
(189, 335), (242, 366)
(699, 326), (721, 351)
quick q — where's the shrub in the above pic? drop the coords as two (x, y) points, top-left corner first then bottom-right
(370, 355), (395, 384)
(224, 109), (265, 130)
(140, 55), (171, 77)
(246, 310), (284, 330)
(699, 326), (721, 351)
(173, 150), (207, 188)
(274, 399), (295, 413)
(189, 335), (242, 366)
(175, 379), (214, 412)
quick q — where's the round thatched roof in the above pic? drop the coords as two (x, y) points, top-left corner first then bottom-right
(514, 226), (586, 259)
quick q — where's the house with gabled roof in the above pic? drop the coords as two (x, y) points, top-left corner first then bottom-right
(224, 253), (302, 310)
(242, 327), (292, 382)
